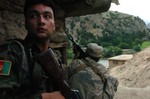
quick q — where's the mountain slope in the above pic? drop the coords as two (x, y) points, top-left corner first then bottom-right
(147, 23), (150, 29)
(65, 11), (150, 39)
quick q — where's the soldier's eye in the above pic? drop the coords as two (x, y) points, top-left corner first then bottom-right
(29, 13), (38, 19)
(44, 14), (52, 20)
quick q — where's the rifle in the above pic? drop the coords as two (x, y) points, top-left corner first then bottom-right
(34, 48), (83, 99)
(67, 34), (87, 59)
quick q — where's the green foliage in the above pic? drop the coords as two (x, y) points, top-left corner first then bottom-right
(93, 23), (100, 28)
(67, 48), (74, 59)
(101, 42), (112, 47)
(141, 41), (150, 49)
(93, 23), (97, 28)
(84, 17), (89, 21)
(66, 11), (150, 58)
(100, 30), (146, 50)
(71, 28), (146, 57)
(103, 46), (123, 58)
(76, 30), (97, 45)
(119, 42), (130, 49)
(69, 29), (146, 57)
(133, 45), (141, 52)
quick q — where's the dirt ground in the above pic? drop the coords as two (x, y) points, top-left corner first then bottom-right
(109, 47), (150, 99)
(114, 85), (150, 99)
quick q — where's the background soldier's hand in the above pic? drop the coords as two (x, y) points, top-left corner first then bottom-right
(41, 91), (65, 99)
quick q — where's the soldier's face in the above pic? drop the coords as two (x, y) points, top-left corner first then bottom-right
(25, 4), (55, 39)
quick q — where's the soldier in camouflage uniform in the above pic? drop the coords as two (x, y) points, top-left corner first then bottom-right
(0, 0), (66, 99)
(68, 43), (118, 99)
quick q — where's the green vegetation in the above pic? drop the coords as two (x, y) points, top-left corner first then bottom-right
(103, 46), (122, 57)
(71, 29), (147, 57)
(67, 48), (74, 59)
(141, 41), (150, 49)
(66, 11), (150, 58)
(67, 59), (72, 66)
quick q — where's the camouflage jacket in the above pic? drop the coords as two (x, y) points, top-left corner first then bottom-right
(68, 57), (118, 99)
(0, 39), (66, 99)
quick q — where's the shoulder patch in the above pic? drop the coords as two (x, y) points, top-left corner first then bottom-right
(0, 60), (12, 76)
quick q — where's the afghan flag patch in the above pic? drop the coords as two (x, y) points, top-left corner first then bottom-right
(0, 60), (12, 76)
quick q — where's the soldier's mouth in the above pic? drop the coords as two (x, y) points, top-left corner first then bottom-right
(37, 28), (47, 33)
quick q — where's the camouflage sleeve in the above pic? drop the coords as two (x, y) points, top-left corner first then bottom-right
(68, 59), (86, 78)
(0, 41), (22, 98)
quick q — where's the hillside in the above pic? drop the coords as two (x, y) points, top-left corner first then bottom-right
(147, 23), (150, 29)
(110, 47), (150, 99)
(65, 11), (150, 98)
(65, 11), (150, 40)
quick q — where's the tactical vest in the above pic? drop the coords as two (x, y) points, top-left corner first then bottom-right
(0, 40), (54, 99)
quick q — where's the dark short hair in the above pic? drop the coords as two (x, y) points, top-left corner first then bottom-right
(24, 0), (55, 18)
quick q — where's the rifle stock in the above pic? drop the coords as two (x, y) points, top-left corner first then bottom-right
(34, 49), (83, 99)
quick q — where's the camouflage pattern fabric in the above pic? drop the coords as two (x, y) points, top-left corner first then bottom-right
(68, 57), (118, 99)
(0, 40), (27, 99)
(0, 40), (55, 99)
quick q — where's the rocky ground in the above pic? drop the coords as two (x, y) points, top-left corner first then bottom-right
(109, 47), (150, 99)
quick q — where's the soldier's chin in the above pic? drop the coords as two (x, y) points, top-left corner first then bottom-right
(38, 34), (49, 38)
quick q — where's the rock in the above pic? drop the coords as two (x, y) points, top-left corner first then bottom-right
(110, 47), (150, 99)
(0, 0), (111, 44)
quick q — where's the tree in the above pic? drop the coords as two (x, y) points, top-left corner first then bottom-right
(103, 46), (122, 57)
(133, 45), (141, 52)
